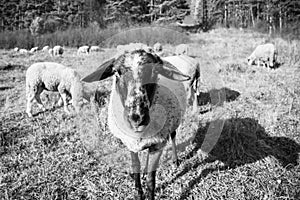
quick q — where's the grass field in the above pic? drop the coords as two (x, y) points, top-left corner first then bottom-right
(0, 28), (299, 200)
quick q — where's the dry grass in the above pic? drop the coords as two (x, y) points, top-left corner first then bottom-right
(0, 28), (299, 200)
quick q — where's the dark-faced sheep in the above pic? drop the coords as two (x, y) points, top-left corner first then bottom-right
(82, 49), (190, 200)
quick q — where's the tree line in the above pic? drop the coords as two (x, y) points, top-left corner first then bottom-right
(0, 0), (299, 35)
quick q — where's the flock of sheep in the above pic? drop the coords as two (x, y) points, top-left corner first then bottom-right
(24, 41), (277, 200)
(13, 45), (101, 56)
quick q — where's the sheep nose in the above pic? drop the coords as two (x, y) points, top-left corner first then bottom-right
(131, 113), (141, 123)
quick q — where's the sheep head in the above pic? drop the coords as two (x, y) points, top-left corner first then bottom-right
(82, 49), (190, 132)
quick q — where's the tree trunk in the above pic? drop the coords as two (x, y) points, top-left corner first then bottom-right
(250, 4), (255, 27)
(279, 7), (282, 33)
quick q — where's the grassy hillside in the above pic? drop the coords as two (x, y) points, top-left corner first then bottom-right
(0, 28), (299, 200)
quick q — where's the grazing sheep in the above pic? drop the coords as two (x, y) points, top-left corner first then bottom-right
(42, 45), (50, 52)
(175, 44), (189, 55)
(153, 42), (162, 52)
(77, 45), (90, 55)
(82, 49), (190, 200)
(30, 47), (39, 53)
(90, 46), (101, 52)
(247, 43), (277, 68)
(162, 55), (201, 112)
(53, 45), (64, 56)
(13, 47), (19, 52)
(48, 48), (54, 56)
(19, 49), (29, 54)
(26, 62), (83, 117)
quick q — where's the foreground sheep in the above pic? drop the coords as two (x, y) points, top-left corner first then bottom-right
(77, 45), (90, 55)
(82, 49), (190, 200)
(247, 43), (277, 68)
(26, 62), (83, 117)
(162, 55), (201, 112)
(53, 45), (64, 56)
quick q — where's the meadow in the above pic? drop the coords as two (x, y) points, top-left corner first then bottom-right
(0, 28), (299, 199)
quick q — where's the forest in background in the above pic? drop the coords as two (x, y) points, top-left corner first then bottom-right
(0, 0), (299, 49)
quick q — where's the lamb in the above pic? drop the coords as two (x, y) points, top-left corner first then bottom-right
(247, 43), (277, 68)
(26, 62), (84, 117)
(30, 47), (39, 53)
(90, 46), (101, 52)
(53, 45), (64, 56)
(82, 49), (190, 200)
(162, 55), (201, 112)
(77, 45), (90, 55)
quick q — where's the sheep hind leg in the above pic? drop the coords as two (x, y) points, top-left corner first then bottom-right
(60, 92), (71, 115)
(146, 148), (163, 200)
(171, 131), (179, 167)
(130, 152), (144, 200)
(35, 87), (46, 112)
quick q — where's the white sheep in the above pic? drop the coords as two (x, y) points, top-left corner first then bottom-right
(153, 42), (162, 52)
(77, 45), (90, 55)
(19, 49), (29, 54)
(162, 55), (201, 112)
(13, 47), (19, 52)
(53, 45), (64, 56)
(26, 62), (84, 117)
(247, 43), (277, 68)
(175, 43), (189, 55)
(90, 46), (101, 52)
(30, 47), (39, 53)
(42, 45), (50, 52)
(48, 48), (54, 56)
(82, 49), (190, 200)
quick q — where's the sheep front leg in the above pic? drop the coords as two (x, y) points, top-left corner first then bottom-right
(146, 148), (163, 200)
(130, 151), (144, 200)
(26, 92), (35, 117)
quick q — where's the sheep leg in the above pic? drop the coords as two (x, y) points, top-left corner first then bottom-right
(130, 151), (144, 200)
(26, 92), (35, 117)
(146, 148), (163, 200)
(60, 92), (70, 114)
(35, 87), (46, 112)
(170, 131), (179, 167)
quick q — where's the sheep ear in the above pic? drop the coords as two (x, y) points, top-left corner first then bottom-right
(82, 58), (116, 82)
(159, 61), (191, 81)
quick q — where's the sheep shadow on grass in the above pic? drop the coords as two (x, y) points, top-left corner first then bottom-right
(158, 117), (300, 199)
